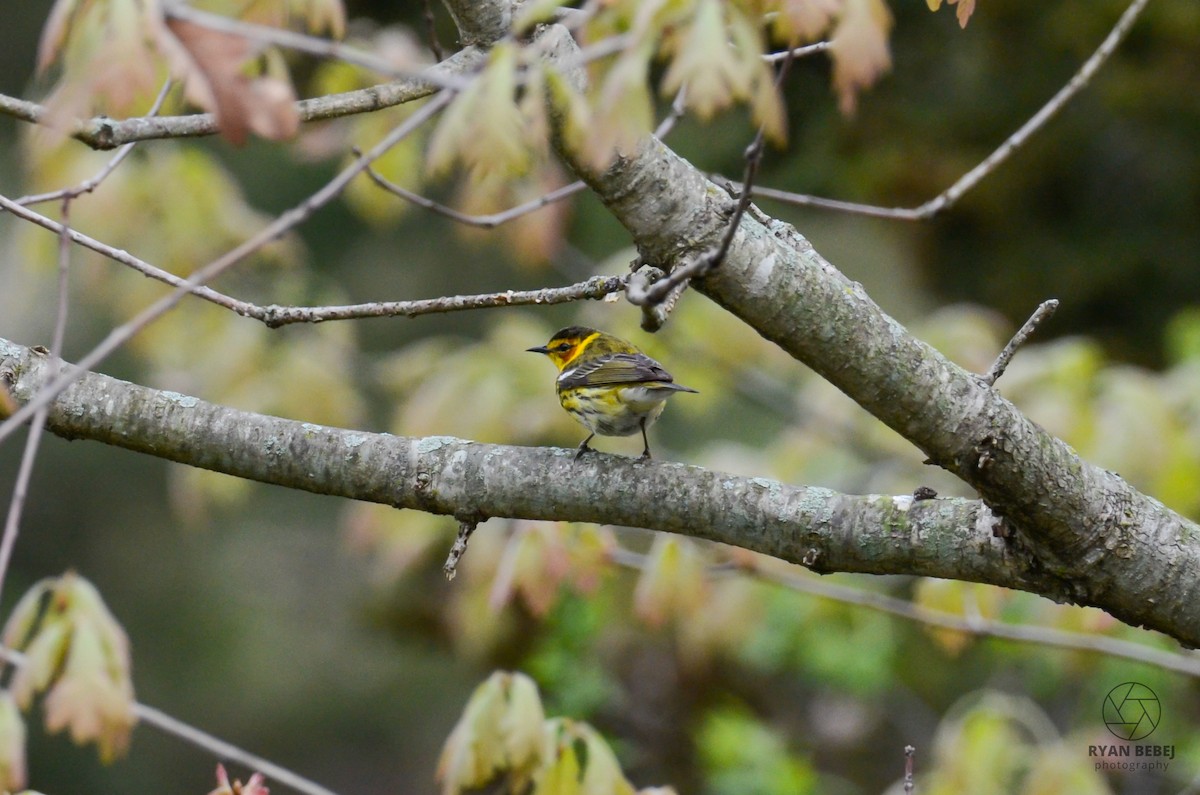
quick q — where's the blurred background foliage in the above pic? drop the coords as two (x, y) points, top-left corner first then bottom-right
(0, 0), (1198, 793)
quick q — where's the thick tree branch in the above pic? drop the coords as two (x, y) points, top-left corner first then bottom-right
(0, 337), (1070, 601)
(524, 22), (1200, 645)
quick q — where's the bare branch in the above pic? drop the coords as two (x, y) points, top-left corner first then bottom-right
(255, 275), (626, 327)
(0, 193), (258, 313)
(14, 80), (174, 206)
(0, 48), (481, 149)
(135, 702), (343, 795)
(0, 92), (452, 446)
(981, 299), (1059, 387)
(904, 746), (915, 794)
(1, 190), (623, 325)
(735, 0), (1150, 220)
(611, 544), (1200, 677)
(13, 331), (1200, 646)
(422, 0), (446, 61)
(359, 85), (687, 230)
(653, 85), (690, 140)
(0, 21), (640, 151)
(756, 560), (1200, 678)
(362, 162), (586, 228)
(536, 16), (1200, 646)
(0, 644), (342, 795)
(0, 93), (43, 126)
(763, 41), (831, 63)
(0, 199), (75, 602)
(626, 52), (795, 329)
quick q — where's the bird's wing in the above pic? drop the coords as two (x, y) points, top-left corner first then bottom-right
(557, 352), (676, 390)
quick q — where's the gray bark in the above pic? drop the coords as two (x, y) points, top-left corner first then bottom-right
(0, 337), (1066, 598)
(527, 23), (1200, 644)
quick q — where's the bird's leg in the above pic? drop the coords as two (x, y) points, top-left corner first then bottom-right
(638, 418), (652, 461)
(574, 433), (596, 461)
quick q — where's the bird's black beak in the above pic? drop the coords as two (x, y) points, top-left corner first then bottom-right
(526, 346), (550, 354)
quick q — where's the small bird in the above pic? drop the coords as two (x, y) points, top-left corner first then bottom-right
(527, 326), (698, 461)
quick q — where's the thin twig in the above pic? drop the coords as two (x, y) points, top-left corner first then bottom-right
(981, 299), (1059, 386)
(0, 645), (341, 795)
(904, 745), (915, 794)
(0, 93), (452, 447)
(626, 50), (796, 326)
(0, 194), (254, 311)
(735, 0), (1150, 220)
(762, 41), (831, 63)
(14, 79), (174, 207)
(0, 200), (75, 602)
(360, 85), (688, 230)
(135, 702), (343, 795)
(0, 23), (638, 150)
(759, 562), (1200, 678)
(0, 47), (481, 150)
(257, 275), (626, 327)
(443, 518), (481, 580)
(607, 546), (1200, 677)
(362, 163), (587, 228)
(653, 85), (689, 140)
(421, 0), (446, 61)
(0, 191), (625, 325)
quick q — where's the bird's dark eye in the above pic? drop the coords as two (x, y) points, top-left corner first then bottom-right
(555, 343), (572, 352)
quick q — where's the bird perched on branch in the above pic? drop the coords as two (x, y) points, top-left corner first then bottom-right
(527, 326), (698, 461)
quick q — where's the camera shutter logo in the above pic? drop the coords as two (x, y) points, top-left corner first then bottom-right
(1103, 683), (1160, 741)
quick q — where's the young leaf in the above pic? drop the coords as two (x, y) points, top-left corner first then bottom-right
(437, 671), (548, 794)
(829, 0), (893, 115)
(0, 692), (27, 792)
(662, 0), (744, 119)
(426, 43), (531, 182)
(3, 573), (137, 762)
(208, 763), (271, 795)
(1, 579), (54, 651)
(437, 673), (510, 793)
(633, 535), (707, 627)
(772, 0), (841, 43)
(37, 0), (84, 73)
(35, 0), (164, 128)
(42, 623), (136, 762)
(488, 523), (571, 617)
(158, 18), (299, 144)
(578, 725), (636, 795)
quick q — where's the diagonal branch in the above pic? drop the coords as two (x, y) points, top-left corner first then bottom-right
(609, 547), (1200, 678)
(0, 646), (341, 795)
(526, 19), (1200, 645)
(735, 0), (1151, 220)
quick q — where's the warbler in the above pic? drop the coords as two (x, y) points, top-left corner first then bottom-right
(527, 326), (698, 461)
